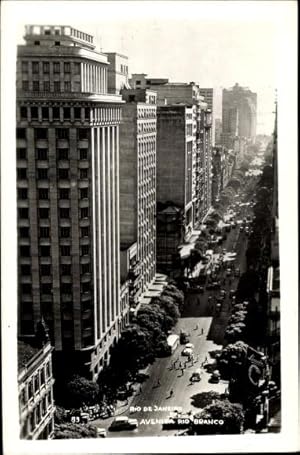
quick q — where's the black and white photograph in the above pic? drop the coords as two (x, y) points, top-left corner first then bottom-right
(1, 1), (298, 454)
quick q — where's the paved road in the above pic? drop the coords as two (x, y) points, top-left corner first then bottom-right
(94, 200), (253, 437)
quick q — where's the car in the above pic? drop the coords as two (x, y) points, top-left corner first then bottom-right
(229, 289), (236, 297)
(206, 283), (215, 290)
(226, 268), (232, 276)
(190, 369), (202, 382)
(96, 428), (107, 438)
(182, 347), (193, 357)
(220, 289), (226, 297)
(187, 285), (204, 293)
(239, 226), (244, 232)
(109, 416), (138, 431)
(212, 281), (221, 289)
(234, 268), (240, 277)
(209, 370), (221, 383)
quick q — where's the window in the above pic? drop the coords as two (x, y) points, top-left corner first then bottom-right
(81, 282), (90, 292)
(64, 82), (71, 92)
(40, 245), (50, 257)
(56, 128), (69, 139)
(60, 227), (70, 238)
(55, 41), (60, 46)
(80, 188), (88, 199)
(54, 81), (61, 92)
(40, 227), (50, 237)
(78, 129), (88, 140)
(135, 80), (141, 85)
(17, 168), (27, 179)
(74, 63), (80, 75)
(61, 264), (71, 275)
(38, 188), (49, 200)
(18, 208), (28, 219)
(129, 95), (135, 102)
(35, 128), (48, 139)
(22, 81), (29, 91)
(20, 245), (30, 257)
(21, 264), (31, 275)
(53, 62), (60, 73)
(60, 208), (69, 218)
(63, 107), (70, 119)
(80, 169), (88, 179)
(43, 81), (50, 92)
(52, 107), (60, 119)
(21, 283), (32, 294)
(64, 62), (71, 73)
(37, 149), (47, 160)
(42, 107), (49, 120)
(37, 168), (48, 179)
(34, 41), (40, 46)
(61, 245), (70, 256)
(44, 29), (51, 36)
(18, 188), (28, 199)
(22, 62), (28, 72)
(40, 264), (51, 276)
(85, 108), (90, 120)
(41, 282), (52, 293)
(61, 283), (72, 294)
(32, 81), (40, 91)
(81, 263), (90, 274)
(81, 226), (89, 237)
(74, 107), (81, 119)
(32, 62), (39, 74)
(43, 62), (50, 73)
(59, 188), (69, 199)
(39, 208), (49, 219)
(58, 148), (69, 160)
(19, 227), (29, 238)
(17, 148), (27, 159)
(17, 128), (26, 139)
(79, 149), (87, 160)
(31, 107), (39, 119)
(81, 207), (88, 218)
(81, 245), (89, 255)
(58, 169), (69, 179)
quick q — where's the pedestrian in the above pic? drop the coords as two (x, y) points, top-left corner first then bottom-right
(170, 389), (174, 397)
(181, 368), (184, 375)
(195, 324), (198, 330)
(179, 362), (182, 369)
(157, 379), (161, 387)
(205, 355), (208, 362)
(201, 328), (204, 335)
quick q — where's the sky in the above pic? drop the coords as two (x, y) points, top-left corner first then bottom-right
(5, 1), (295, 133)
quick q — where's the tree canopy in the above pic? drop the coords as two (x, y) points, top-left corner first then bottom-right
(193, 400), (244, 434)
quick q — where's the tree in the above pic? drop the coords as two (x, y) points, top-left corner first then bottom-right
(227, 177), (242, 191)
(218, 341), (248, 378)
(191, 391), (222, 409)
(64, 375), (100, 408)
(225, 322), (246, 343)
(54, 422), (98, 439)
(193, 400), (244, 434)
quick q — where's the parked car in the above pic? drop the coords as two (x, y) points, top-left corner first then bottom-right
(109, 416), (138, 431)
(206, 283), (215, 290)
(234, 268), (240, 277)
(190, 369), (202, 382)
(209, 370), (221, 383)
(187, 285), (204, 293)
(226, 268), (232, 276)
(180, 331), (190, 344)
(212, 281), (221, 289)
(220, 289), (226, 297)
(96, 428), (107, 438)
(229, 289), (236, 298)
(182, 347), (193, 357)
(239, 226), (244, 232)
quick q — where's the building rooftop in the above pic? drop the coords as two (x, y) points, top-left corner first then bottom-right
(18, 341), (40, 372)
(23, 24), (95, 50)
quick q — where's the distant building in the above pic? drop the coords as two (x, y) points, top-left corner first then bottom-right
(105, 52), (130, 94)
(214, 118), (222, 145)
(18, 341), (55, 439)
(222, 83), (257, 149)
(16, 25), (126, 380)
(129, 75), (213, 228)
(119, 88), (157, 300)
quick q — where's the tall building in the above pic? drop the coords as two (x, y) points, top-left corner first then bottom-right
(119, 88), (157, 302)
(222, 82), (257, 149)
(16, 25), (126, 380)
(214, 118), (222, 145)
(129, 75), (213, 227)
(199, 88), (214, 146)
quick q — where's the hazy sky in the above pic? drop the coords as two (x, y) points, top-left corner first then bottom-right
(6, 1), (295, 134)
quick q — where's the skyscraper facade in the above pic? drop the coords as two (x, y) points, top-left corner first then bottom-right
(16, 25), (126, 380)
(222, 83), (257, 149)
(119, 88), (157, 301)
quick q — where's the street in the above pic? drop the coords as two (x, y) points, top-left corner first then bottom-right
(94, 199), (252, 437)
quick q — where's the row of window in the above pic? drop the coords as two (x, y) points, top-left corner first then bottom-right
(21, 61), (80, 75)
(20, 262), (91, 276)
(17, 127), (90, 140)
(19, 225), (89, 239)
(21, 279), (91, 295)
(17, 147), (88, 161)
(19, 244), (90, 257)
(137, 108), (156, 119)
(19, 106), (90, 122)
(18, 206), (89, 219)
(21, 80), (78, 93)
(18, 187), (89, 201)
(17, 167), (89, 180)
